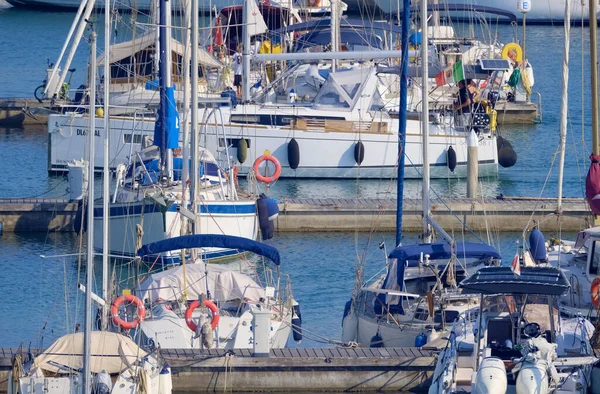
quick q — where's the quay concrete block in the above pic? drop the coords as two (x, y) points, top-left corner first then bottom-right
(0, 199), (78, 232)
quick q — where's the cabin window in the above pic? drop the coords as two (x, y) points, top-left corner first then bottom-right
(589, 240), (600, 275)
(124, 134), (143, 144)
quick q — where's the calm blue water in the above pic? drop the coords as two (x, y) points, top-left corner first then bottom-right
(0, 7), (594, 348)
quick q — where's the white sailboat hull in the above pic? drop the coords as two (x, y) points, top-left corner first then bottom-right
(48, 112), (498, 179)
(92, 200), (258, 263)
(371, 0), (598, 22)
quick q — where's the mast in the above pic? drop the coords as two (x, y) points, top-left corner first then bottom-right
(330, 0), (339, 71)
(191, 0), (199, 237)
(242, 0), (251, 102)
(421, 0), (431, 243)
(591, 0), (599, 156)
(83, 30), (97, 394)
(156, 0), (175, 179)
(101, 0), (110, 330)
(556, 0), (570, 212)
(395, 0), (410, 247)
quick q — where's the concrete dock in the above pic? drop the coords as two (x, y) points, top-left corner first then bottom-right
(0, 196), (592, 233)
(0, 347), (436, 392)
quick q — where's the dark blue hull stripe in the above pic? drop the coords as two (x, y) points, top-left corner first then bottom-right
(94, 202), (257, 217)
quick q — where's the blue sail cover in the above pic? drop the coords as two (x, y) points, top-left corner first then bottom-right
(388, 242), (501, 267)
(137, 234), (281, 265)
(153, 86), (180, 150)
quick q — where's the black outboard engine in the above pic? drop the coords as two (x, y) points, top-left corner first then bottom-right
(487, 90), (499, 109)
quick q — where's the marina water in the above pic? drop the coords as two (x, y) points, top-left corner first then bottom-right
(0, 7), (594, 347)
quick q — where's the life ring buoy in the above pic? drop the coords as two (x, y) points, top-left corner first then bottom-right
(185, 299), (220, 332)
(111, 294), (146, 329)
(253, 154), (281, 183)
(591, 277), (600, 308)
(501, 42), (523, 63)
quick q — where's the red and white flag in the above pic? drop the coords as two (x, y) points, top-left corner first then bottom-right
(511, 251), (521, 276)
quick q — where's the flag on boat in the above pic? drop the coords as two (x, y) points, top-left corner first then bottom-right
(586, 154), (600, 215)
(510, 250), (521, 276)
(435, 59), (465, 86)
(153, 86), (180, 151)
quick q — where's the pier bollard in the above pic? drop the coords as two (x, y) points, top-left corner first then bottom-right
(467, 130), (479, 198)
(252, 307), (271, 357)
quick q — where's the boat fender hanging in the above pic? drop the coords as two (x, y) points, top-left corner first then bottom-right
(354, 141), (365, 165)
(201, 322), (214, 348)
(342, 299), (352, 323)
(256, 197), (275, 240)
(185, 299), (220, 332)
(158, 364), (172, 394)
(370, 331), (383, 348)
(528, 227), (547, 262)
(111, 294), (146, 330)
(415, 332), (427, 347)
(496, 135), (512, 151)
(446, 146), (457, 172)
(260, 193), (279, 220)
(253, 154), (282, 183)
(292, 299), (302, 343)
(498, 146), (517, 168)
(236, 139), (248, 164)
(288, 138), (300, 170)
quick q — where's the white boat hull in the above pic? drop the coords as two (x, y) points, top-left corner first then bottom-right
(48, 112), (498, 179)
(93, 200), (258, 263)
(371, 0), (597, 22)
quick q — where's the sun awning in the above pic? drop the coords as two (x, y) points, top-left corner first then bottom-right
(460, 266), (570, 296)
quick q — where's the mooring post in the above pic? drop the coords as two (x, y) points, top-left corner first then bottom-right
(467, 130), (479, 198)
(252, 307), (271, 357)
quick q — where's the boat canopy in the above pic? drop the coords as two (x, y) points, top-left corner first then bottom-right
(460, 266), (570, 296)
(33, 332), (146, 374)
(138, 262), (266, 302)
(388, 241), (501, 266)
(295, 29), (383, 52)
(313, 68), (372, 110)
(99, 31), (223, 69)
(137, 234), (281, 266)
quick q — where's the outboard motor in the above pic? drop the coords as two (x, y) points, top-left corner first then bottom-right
(474, 358), (507, 394)
(305, 63), (326, 91)
(487, 90), (499, 109)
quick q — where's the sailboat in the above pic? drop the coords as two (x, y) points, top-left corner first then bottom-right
(340, 0), (502, 348)
(89, 0), (263, 264)
(9, 32), (169, 394)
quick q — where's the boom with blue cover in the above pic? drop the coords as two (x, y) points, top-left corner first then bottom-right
(388, 242), (501, 266)
(137, 234), (281, 265)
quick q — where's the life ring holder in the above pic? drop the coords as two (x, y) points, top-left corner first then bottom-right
(185, 299), (220, 332)
(501, 42), (523, 63)
(111, 294), (146, 329)
(591, 277), (600, 308)
(253, 154), (282, 184)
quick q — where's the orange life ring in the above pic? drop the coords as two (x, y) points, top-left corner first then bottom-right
(185, 299), (220, 332)
(111, 294), (146, 329)
(591, 277), (600, 308)
(307, 0), (319, 6)
(253, 155), (281, 184)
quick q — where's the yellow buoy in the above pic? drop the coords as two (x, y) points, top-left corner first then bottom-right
(501, 42), (523, 63)
(95, 107), (104, 117)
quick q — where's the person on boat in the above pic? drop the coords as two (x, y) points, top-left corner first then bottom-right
(232, 44), (243, 98)
(453, 79), (472, 128)
(468, 80), (480, 101)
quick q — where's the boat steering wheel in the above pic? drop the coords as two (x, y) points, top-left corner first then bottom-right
(522, 322), (541, 338)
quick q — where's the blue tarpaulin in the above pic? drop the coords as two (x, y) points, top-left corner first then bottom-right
(153, 86), (180, 151)
(137, 234), (281, 265)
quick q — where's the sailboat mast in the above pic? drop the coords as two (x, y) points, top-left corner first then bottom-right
(421, 0), (431, 243)
(395, 0), (410, 247)
(159, 0), (174, 178)
(101, 0), (111, 329)
(242, 0), (251, 102)
(83, 31), (97, 394)
(591, 0), (599, 155)
(191, 0), (199, 237)
(556, 0), (570, 211)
